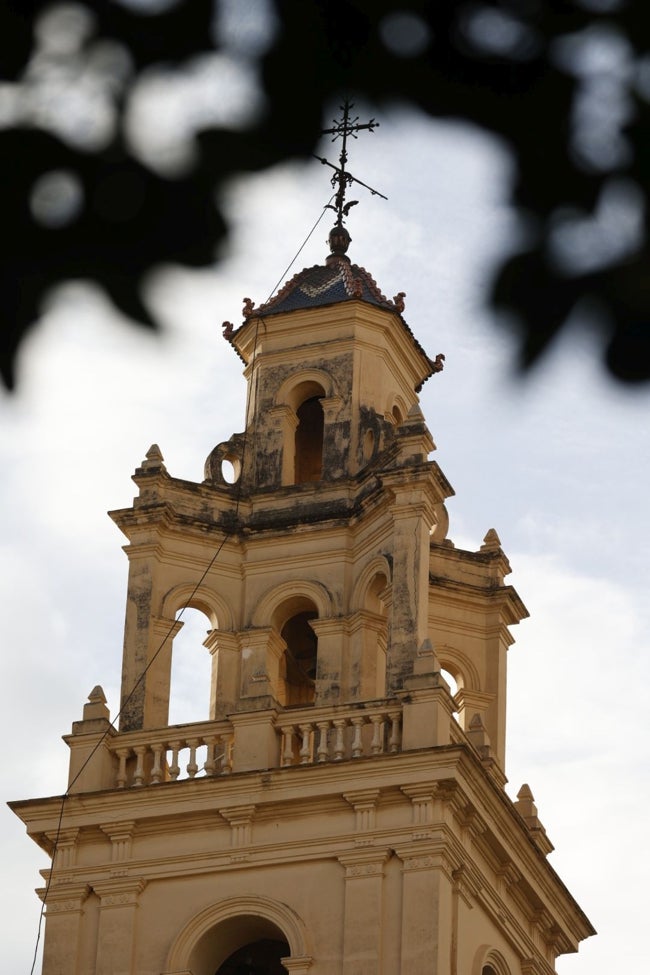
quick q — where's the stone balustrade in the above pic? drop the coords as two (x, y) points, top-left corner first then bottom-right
(103, 703), (404, 788)
(70, 680), (462, 791)
(278, 702), (402, 767)
(107, 719), (234, 788)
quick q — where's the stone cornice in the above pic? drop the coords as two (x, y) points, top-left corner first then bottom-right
(11, 744), (594, 945)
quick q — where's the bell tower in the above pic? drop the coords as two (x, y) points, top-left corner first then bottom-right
(11, 106), (594, 975)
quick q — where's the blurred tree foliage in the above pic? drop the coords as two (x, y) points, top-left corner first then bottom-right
(1, 0), (649, 389)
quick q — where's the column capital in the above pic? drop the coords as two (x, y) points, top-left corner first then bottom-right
(40, 882), (90, 913)
(92, 877), (146, 907)
(338, 847), (391, 878)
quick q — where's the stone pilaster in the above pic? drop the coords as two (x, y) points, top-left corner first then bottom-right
(40, 882), (89, 975)
(384, 476), (437, 691)
(204, 628), (240, 719)
(93, 877), (146, 975)
(395, 844), (456, 975)
(338, 849), (391, 975)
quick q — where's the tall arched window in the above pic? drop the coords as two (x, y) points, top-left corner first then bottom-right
(294, 396), (324, 483)
(364, 572), (389, 699)
(169, 608), (213, 725)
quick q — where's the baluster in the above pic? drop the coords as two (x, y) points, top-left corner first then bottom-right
(333, 719), (346, 761)
(370, 714), (384, 754)
(220, 734), (233, 774)
(299, 724), (313, 764)
(388, 711), (400, 753)
(203, 736), (218, 776)
(115, 748), (130, 789)
(316, 721), (330, 763)
(168, 740), (182, 780)
(281, 726), (295, 767)
(351, 717), (364, 758)
(150, 744), (165, 784)
(186, 738), (199, 778)
(133, 745), (146, 786)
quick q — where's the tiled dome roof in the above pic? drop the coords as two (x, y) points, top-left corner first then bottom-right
(253, 255), (399, 316)
(223, 249), (442, 390)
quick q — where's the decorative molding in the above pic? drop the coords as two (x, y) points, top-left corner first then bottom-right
(458, 802), (488, 840)
(452, 864), (482, 907)
(394, 840), (460, 882)
(497, 861), (522, 891)
(44, 899), (84, 915)
(281, 956), (313, 975)
(219, 804), (256, 848)
(42, 884), (90, 914)
(521, 959), (548, 975)
(93, 877), (146, 908)
(100, 820), (136, 862)
(338, 848), (391, 879)
(46, 827), (79, 869)
(401, 783), (435, 838)
(400, 853), (440, 871)
(343, 789), (380, 835)
(166, 895), (312, 971)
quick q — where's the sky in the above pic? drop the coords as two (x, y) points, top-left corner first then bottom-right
(1, 89), (649, 974)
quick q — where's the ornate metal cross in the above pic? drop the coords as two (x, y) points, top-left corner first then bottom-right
(315, 98), (387, 228)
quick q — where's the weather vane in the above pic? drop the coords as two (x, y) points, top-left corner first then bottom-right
(314, 98), (387, 240)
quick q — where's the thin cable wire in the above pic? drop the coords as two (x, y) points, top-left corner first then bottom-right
(28, 318), (262, 975)
(27, 195), (333, 971)
(265, 194), (336, 303)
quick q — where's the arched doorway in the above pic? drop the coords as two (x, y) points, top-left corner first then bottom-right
(183, 910), (299, 975)
(215, 937), (289, 975)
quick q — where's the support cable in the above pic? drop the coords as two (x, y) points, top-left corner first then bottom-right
(265, 194), (336, 303)
(27, 195), (332, 974)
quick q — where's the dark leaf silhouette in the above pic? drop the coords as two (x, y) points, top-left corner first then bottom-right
(2, 0), (650, 388)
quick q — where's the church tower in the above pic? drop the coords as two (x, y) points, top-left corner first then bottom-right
(11, 108), (594, 975)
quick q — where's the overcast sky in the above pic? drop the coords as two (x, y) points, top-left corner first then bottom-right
(2, 100), (648, 973)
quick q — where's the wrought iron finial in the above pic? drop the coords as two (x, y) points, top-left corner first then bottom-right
(314, 98), (387, 254)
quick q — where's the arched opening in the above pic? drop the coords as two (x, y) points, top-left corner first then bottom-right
(169, 607), (213, 725)
(294, 396), (324, 483)
(215, 937), (289, 975)
(281, 610), (318, 705)
(440, 667), (458, 697)
(391, 404), (403, 426)
(221, 455), (241, 484)
(440, 667), (461, 723)
(186, 913), (294, 975)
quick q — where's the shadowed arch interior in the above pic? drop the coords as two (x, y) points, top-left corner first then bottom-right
(215, 937), (289, 975)
(281, 609), (318, 705)
(295, 395), (324, 483)
(268, 594), (320, 706)
(189, 914), (290, 975)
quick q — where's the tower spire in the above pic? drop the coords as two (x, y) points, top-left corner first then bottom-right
(314, 97), (387, 257)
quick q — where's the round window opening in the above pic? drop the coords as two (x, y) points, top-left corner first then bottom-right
(221, 456), (241, 484)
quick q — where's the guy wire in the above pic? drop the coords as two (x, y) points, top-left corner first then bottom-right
(28, 194), (332, 972)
